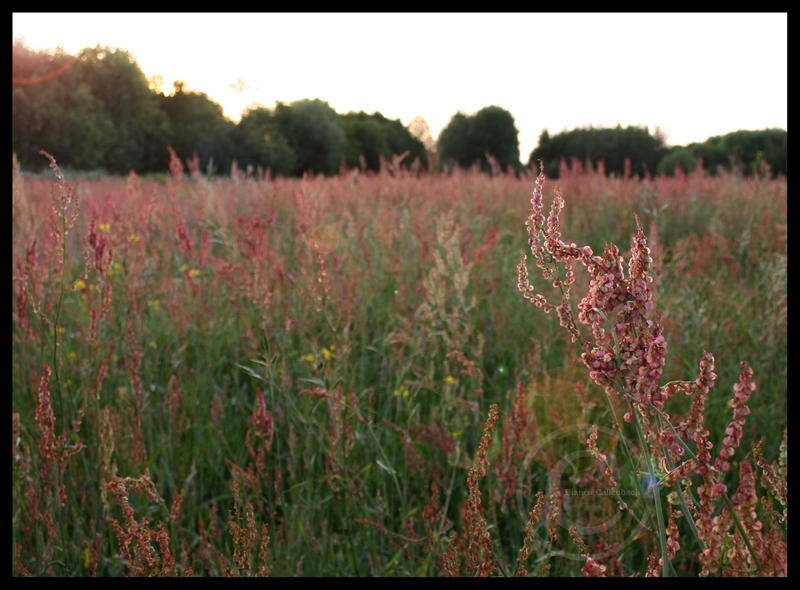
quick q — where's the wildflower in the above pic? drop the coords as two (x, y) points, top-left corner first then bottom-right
(393, 387), (410, 398)
(108, 262), (122, 277)
(463, 404), (500, 575)
(148, 341), (157, 350)
(188, 268), (201, 278)
(321, 347), (333, 361)
(128, 234), (140, 244)
(586, 424), (626, 509)
(147, 299), (160, 310)
(582, 557), (608, 577)
(444, 375), (457, 385)
(250, 389), (274, 449)
(300, 354), (315, 363)
(517, 492), (547, 576)
(98, 223), (111, 232)
(85, 219), (113, 277)
(713, 362), (755, 475)
(72, 279), (86, 291)
(178, 264), (188, 273)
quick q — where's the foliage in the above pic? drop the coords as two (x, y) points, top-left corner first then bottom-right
(229, 106), (297, 177)
(13, 42), (170, 174)
(13, 41), (786, 182)
(341, 111), (427, 173)
(437, 106), (522, 174)
(658, 129), (787, 178)
(718, 129), (787, 176)
(269, 99), (347, 177)
(158, 82), (237, 174)
(529, 124), (667, 179)
(12, 42), (426, 179)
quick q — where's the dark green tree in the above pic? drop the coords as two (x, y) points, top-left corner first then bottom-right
(73, 46), (171, 173)
(341, 114), (390, 172)
(437, 106), (521, 174)
(471, 106), (521, 174)
(656, 129), (786, 178)
(340, 111), (426, 172)
(13, 44), (115, 171)
(230, 106), (296, 177)
(528, 124), (666, 179)
(158, 81), (236, 174)
(716, 128), (787, 177)
(655, 146), (700, 176)
(270, 99), (347, 176)
(436, 112), (472, 171)
(13, 42), (171, 174)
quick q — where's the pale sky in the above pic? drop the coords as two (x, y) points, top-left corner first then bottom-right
(12, 12), (787, 158)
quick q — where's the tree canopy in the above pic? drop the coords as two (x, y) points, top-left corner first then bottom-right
(437, 106), (521, 174)
(528, 124), (667, 179)
(12, 42), (786, 180)
(13, 42), (170, 174)
(341, 111), (427, 173)
(12, 43), (428, 178)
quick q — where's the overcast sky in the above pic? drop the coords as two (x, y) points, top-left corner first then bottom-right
(12, 12), (788, 158)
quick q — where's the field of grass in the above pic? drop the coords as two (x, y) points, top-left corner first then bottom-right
(12, 152), (786, 576)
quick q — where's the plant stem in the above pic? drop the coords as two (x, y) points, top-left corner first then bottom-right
(618, 388), (762, 573)
(629, 401), (674, 576)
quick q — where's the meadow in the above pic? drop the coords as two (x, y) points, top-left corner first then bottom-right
(12, 151), (786, 576)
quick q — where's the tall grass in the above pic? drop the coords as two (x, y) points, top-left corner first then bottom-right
(12, 151), (786, 576)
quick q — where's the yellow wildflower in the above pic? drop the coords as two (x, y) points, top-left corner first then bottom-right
(128, 234), (140, 243)
(301, 354), (315, 363)
(393, 387), (410, 398)
(98, 223), (111, 232)
(178, 264), (188, 273)
(147, 299), (160, 310)
(188, 268), (201, 278)
(444, 375), (457, 385)
(321, 347), (332, 361)
(72, 279), (86, 291)
(148, 341), (157, 350)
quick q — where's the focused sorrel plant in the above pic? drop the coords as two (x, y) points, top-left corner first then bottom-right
(516, 166), (786, 576)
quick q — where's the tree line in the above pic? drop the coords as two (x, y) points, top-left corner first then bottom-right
(13, 42), (786, 179)
(12, 43), (426, 177)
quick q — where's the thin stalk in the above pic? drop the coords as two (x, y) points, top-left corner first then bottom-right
(52, 209), (71, 575)
(629, 401), (675, 576)
(617, 388), (762, 574)
(600, 393), (659, 535)
(656, 414), (704, 551)
(52, 213), (67, 429)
